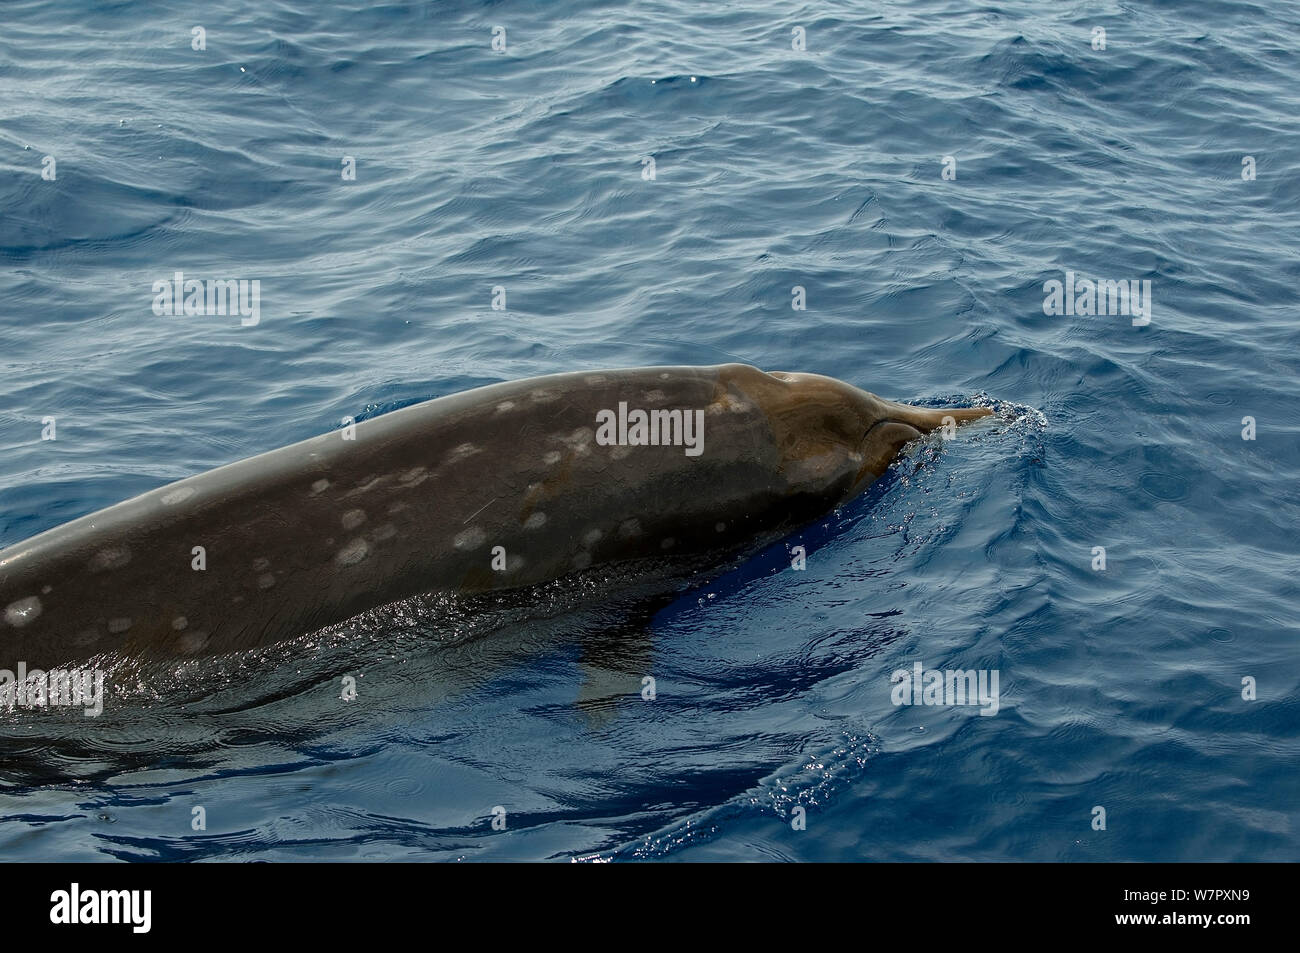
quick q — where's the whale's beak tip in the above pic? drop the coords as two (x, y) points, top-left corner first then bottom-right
(875, 399), (995, 434)
(928, 404), (996, 432)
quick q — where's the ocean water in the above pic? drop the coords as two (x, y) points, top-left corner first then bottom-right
(1, 0), (1297, 862)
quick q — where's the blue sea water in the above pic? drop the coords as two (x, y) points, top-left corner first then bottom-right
(1, 0), (1298, 861)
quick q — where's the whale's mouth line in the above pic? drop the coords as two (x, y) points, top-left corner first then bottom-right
(850, 417), (928, 496)
(862, 418), (924, 442)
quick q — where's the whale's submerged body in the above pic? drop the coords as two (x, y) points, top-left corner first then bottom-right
(0, 364), (991, 667)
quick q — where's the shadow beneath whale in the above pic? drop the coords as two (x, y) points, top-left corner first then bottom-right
(0, 547), (715, 788)
(0, 492), (915, 793)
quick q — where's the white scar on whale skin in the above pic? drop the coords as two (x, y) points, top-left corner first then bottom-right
(4, 596), (42, 627)
(335, 538), (369, 566)
(454, 526), (487, 550)
(554, 429), (592, 456)
(463, 497), (498, 524)
(161, 487), (195, 506)
(352, 475), (386, 494)
(88, 547), (131, 572)
(179, 631), (209, 653)
(446, 443), (480, 463)
(398, 467), (427, 487)
(707, 393), (751, 415)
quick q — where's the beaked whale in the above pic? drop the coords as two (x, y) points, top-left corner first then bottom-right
(0, 364), (991, 668)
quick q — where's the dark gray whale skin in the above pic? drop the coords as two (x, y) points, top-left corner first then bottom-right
(0, 364), (990, 667)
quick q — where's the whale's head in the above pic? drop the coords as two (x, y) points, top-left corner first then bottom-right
(719, 364), (993, 507)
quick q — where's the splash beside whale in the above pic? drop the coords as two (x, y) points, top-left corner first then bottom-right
(0, 364), (991, 667)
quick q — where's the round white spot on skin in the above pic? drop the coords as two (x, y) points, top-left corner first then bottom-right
(336, 538), (369, 566)
(107, 617), (132, 634)
(172, 616), (188, 631)
(611, 446), (632, 460)
(715, 522), (727, 532)
(661, 537), (675, 549)
(370, 523), (397, 542)
(583, 529), (603, 546)
(585, 375), (607, 386)
(543, 451), (562, 465)
(454, 527), (487, 550)
(524, 512), (547, 530)
(252, 557), (270, 572)
(342, 508), (367, 531)
(88, 546), (131, 573)
(643, 389), (667, 404)
(41, 585), (52, 595)
(232, 595), (245, 605)
(398, 467), (426, 486)
(618, 519), (642, 538)
(573, 551), (593, 570)
(257, 573), (277, 589)
(386, 502), (409, 515)
(495, 401), (516, 413)
(659, 373), (670, 380)
(179, 631), (209, 654)
(310, 479), (331, 495)
(530, 389), (558, 403)
(161, 486), (196, 506)
(4, 596), (42, 628)
(73, 628), (100, 646)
